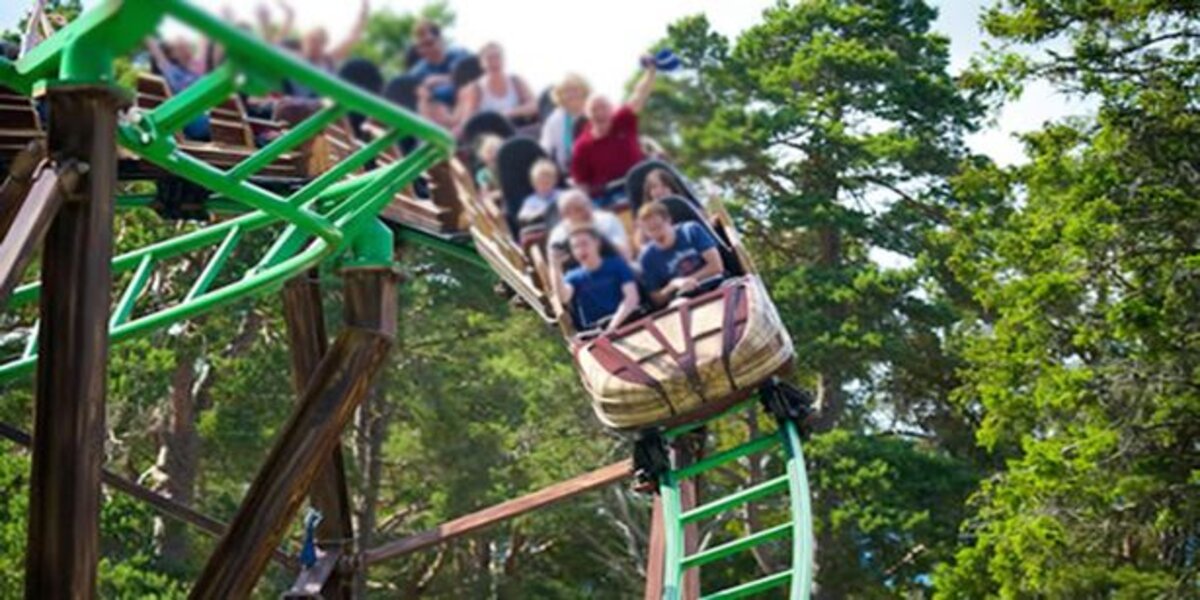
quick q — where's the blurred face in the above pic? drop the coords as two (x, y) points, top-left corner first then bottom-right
(303, 28), (328, 59)
(170, 37), (195, 65)
(645, 173), (673, 202)
(481, 45), (504, 73)
(558, 84), (587, 114)
(560, 196), (592, 223)
(640, 213), (673, 246)
(586, 96), (615, 133)
(568, 232), (600, 265)
(532, 170), (555, 195)
(415, 24), (443, 62)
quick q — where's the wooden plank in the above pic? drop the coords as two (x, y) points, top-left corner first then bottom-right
(25, 85), (124, 600)
(0, 162), (82, 307)
(190, 269), (398, 600)
(644, 495), (667, 600)
(282, 551), (340, 599)
(0, 140), (46, 239)
(362, 459), (634, 565)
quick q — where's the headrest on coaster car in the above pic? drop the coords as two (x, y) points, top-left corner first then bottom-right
(624, 159), (703, 212)
(496, 137), (549, 234)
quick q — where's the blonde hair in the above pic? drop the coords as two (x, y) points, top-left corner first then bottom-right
(552, 73), (591, 105)
(476, 134), (503, 162)
(479, 41), (502, 57)
(529, 158), (558, 184)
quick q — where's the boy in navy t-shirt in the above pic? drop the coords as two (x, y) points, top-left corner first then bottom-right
(553, 228), (641, 331)
(636, 202), (725, 307)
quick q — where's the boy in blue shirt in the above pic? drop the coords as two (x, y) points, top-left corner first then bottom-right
(552, 227), (641, 332)
(636, 202), (725, 307)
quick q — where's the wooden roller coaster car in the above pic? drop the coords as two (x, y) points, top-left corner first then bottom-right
(463, 147), (794, 431)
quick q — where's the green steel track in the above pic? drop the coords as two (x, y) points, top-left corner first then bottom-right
(0, 2), (816, 596)
(0, 0), (458, 382)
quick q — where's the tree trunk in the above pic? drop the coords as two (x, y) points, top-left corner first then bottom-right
(156, 352), (200, 568)
(813, 225), (844, 432)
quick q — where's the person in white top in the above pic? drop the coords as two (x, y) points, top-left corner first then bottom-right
(548, 189), (631, 260)
(540, 73), (590, 172)
(454, 42), (537, 135)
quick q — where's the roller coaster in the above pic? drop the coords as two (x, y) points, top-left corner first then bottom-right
(0, 1), (814, 597)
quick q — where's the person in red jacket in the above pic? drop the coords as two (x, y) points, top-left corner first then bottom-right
(569, 57), (658, 207)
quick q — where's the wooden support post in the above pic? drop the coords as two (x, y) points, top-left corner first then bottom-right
(281, 274), (354, 600)
(190, 267), (398, 600)
(25, 85), (124, 600)
(644, 495), (666, 600)
(675, 434), (703, 600)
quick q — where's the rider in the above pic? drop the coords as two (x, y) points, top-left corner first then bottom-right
(636, 202), (724, 307)
(569, 56), (658, 207)
(548, 189), (631, 260)
(552, 227), (641, 332)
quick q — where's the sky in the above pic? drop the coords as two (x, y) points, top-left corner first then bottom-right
(0, 0), (1090, 165)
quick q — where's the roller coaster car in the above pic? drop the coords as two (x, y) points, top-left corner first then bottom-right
(464, 157), (795, 431)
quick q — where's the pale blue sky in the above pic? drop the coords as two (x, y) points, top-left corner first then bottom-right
(2, 0), (1084, 164)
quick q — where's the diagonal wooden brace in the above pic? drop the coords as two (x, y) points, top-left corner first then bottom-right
(0, 157), (86, 307)
(190, 267), (399, 600)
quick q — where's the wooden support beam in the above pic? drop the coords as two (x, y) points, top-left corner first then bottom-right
(0, 139), (46, 236)
(25, 84), (125, 600)
(281, 274), (353, 600)
(644, 495), (667, 600)
(282, 551), (340, 599)
(0, 159), (84, 306)
(363, 459), (634, 566)
(675, 437), (702, 600)
(0, 421), (294, 570)
(190, 268), (398, 600)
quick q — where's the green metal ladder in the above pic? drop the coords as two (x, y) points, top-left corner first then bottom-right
(0, 0), (458, 383)
(654, 390), (815, 599)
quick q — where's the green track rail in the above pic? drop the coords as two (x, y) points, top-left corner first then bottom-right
(658, 401), (815, 599)
(0, 0), (461, 383)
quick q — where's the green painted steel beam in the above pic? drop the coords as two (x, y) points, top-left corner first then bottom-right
(680, 475), (789, 525)
(680, 521), (792, 571)
(782, 420), (815, 599)
(185, 227), (242, 302)
(109, 254), (154, 328)
(227, 104), (347, 182)
(701, 571), (791, 600)
(674, 434), (781, 481)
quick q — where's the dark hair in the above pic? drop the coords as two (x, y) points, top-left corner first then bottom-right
(413, 19), (441, 38)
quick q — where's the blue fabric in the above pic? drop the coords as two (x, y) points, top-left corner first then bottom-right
(593, 186), (627, 210)
(565, 256), (635, 328)
(407, 46), (470, 105)
(638, 221), (718, 293)
(162, 64), (211, 141)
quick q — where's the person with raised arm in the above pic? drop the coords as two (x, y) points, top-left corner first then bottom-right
(569, 56), (658, 206)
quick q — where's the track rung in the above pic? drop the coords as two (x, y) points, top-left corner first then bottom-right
(681, 521), (792, 570)
(674, 434), (781, 480)
(701, 570), (791, 600)
(681, 474), (788, 525)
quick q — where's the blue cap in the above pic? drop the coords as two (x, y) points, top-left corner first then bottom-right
(654, 48), (682, 72)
